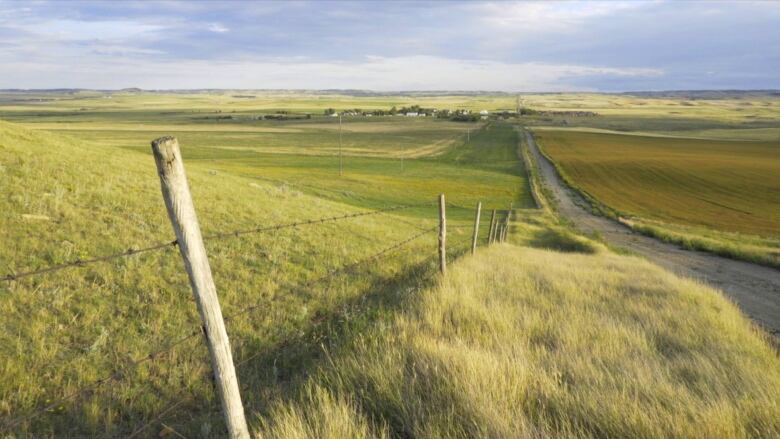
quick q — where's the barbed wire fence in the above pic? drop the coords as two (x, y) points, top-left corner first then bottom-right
(0, 136), (514, 437)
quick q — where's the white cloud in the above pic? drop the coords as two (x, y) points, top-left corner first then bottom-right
(0, 55), (663, 91)
(20, 19), (166, 41)
(207, 22), (229, 33)
(473, 1), (653, 33)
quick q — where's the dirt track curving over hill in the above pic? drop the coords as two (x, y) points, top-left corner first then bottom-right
(525, 131), (780, 337)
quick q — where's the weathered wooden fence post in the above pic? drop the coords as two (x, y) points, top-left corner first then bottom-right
(471, 202), (481, 255)
(503, 205), (511, 242)
(438, 194), (446, 274)
(151, 137), (250, 439)
(488, 209), (497, 244)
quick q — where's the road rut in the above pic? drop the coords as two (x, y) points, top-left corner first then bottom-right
(525, 131), (780, 336)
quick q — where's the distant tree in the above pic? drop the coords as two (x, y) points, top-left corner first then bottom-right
(324, 108), (336, 115)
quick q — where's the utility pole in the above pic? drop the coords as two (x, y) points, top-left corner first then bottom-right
(339, 113), (343, 177)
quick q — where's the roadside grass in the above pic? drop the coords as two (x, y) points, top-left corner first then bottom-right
(627, 219), (780, 268)
(254, 245), (780, 438)
(0, 119), (513, 436)
(534, 129), (780, 268)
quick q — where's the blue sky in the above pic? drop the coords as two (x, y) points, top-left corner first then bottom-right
(0, 0), (778, 91)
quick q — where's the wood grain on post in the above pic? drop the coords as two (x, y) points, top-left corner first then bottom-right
(471, 201), (481, 255)
(151, 137), (250, 439)
(438, 194), (446, 274)
(488, 209), (497, 244)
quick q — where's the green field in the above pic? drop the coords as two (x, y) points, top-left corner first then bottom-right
(2, 91), (779, 437)
(0, 108), (531, 436)
(535, 130), (780, 266)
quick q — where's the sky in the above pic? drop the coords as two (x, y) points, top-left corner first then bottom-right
(0, 0), (778, 92)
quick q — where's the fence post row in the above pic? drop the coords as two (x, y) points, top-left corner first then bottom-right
(471, 202), (481, 255)
(151, 137), (250, 439)
(438, 194), (447, 274)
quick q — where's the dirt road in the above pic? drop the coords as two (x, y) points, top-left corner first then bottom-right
(525, 131), (780, 336)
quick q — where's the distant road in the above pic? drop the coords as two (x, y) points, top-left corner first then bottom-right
(525, 131), (780, 337)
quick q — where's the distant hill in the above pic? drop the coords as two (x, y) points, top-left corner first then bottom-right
(1, 88), (779, 99)
(620, 90), (780, 99)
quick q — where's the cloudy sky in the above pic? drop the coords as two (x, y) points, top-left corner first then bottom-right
(0, 0), (778, 91)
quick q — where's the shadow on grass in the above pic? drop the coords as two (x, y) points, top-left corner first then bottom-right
(5, 238), (473, 437)
(132, 246), (463, 437)
(529, 227), (600, 254)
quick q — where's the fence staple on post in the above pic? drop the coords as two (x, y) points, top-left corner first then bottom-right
(151, 136), (250, 439)
(438, 194), (446, 274)
(471, 202), (481, 255)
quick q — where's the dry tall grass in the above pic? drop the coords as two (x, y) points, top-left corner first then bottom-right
(255, 245), (780, 438)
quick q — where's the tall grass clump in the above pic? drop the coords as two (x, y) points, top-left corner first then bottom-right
(256, 246), (780, 438)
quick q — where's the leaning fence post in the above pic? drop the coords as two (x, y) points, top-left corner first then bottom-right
(471, 202), (481, 255)
(488, 209), (497, 244)
(438, 194), (446, 274)
(151, 137), (250, 439)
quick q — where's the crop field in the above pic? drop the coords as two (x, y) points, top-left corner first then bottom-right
(535, 129), (780, 266)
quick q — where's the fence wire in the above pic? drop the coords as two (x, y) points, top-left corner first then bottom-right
(1, 227), (435, 434)
(1, 202), (433, 283)
(124, 228), (435, 438)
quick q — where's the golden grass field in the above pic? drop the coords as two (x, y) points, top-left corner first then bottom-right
(255, 245), (780, 438)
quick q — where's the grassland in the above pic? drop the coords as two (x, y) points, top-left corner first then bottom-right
(0, 114), (528, 436)
(255, 245), (780, 438)
(534, 130), (780, 267)
(2, 90), (779, 437)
